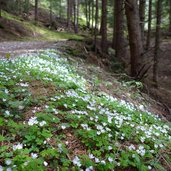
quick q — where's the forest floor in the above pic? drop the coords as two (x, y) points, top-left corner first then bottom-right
(0, 43), (171, 171)
(0, 40), (170, 120)
(0, 7), (171, 116)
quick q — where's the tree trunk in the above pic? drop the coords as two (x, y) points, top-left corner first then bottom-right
(16, 0), (22, 15)
(59, 0), (62, 18)
(49, 0), (52, 25)
(169, 0), (171, 32)
(146, 0), (152, 49)
(125, 0), (143, 77)
(85, 0), (88, 27)
(67, 0), (71, 28)
(101, 0), (107, 53)
(91, 0), (94, 30)
(139, 0), (146, 44)
(70, 0), (73, 22)
(112, 0), (116, 49)
(153, 0), (162, 86)
(0, 0), (2, 18)
(74, 0), (79, 33)
(88, 0), (91, 28)
(24, 0), (30, 14)
(112, 0), (125, 60)
(94, 0), (99, 53)
(76, 0), (79, 33)
(35, 0), (38, 21)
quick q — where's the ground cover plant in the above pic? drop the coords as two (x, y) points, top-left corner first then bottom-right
(0, 11), (82, 41)
(0, 50), (171, 171)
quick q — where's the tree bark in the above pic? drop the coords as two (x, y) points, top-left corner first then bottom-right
(88, 0), (91, 28)
(139, 0), (146, 44)
(94, 0), (99, 53)
(153, 0), (162, 86)
(112, 0), (125, 60)
(49, 0), (52, 25)
(91, 0), (94, 30)
(125, 0), (143, 77)
(0, 0), (2, 18)
(67, 0), (70, 28)
(76, 0), (79, 33)
(85, 0), (88, 27)
(146, 0), (152, 49)
(24, 0), (30, 14)
(169, 0), (171, 32)
(59, 0), (62, 18)
(35, 0), (38, 21)
(74, 0), (79, 33)
(101, 0), (107, 53)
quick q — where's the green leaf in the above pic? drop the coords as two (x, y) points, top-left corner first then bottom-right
(0, 135), (5, 141)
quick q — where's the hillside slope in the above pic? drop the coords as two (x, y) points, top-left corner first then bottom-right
(0, 11), (81, 41)
(0, 48), (171, 171)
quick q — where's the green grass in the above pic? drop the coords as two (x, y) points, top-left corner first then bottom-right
(1, 10), (83, 41)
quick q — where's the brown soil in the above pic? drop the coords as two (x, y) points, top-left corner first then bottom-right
(62, 130), (87, 159)
(29, 80), (57, 99)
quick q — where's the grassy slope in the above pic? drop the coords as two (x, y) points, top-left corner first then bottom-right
(1, 11), (82, 41)
(0, 50), (171, 171)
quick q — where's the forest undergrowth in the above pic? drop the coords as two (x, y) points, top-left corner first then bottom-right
(0, 50), (171, 171)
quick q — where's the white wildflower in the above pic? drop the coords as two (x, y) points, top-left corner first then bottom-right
(6, 168), (12, 171)
(24, 161), (30, 166)
(5, 110), (10, 116)
(148, 165), (152, 170)
(108, 157), (114, 163)
(39, 121), (47, 127)
(5, 159), (12, 165)
(108, 116), (112, 123)
(58, 144), (63, 153)
(61, 125), (66, 130)
(95, 158), (100, 163)
(101, 160), (106, 165)
(88, 154), (94, 159)
(154, 144), (158, 148)
(139, 105), (145, 111)
(13, 143), (23, 151)
(85, 166), (93, 171)
(159, 144), (164, 148)
(31, 153), (38, 159)
(73, 156), (81, 167)
(28, 117), (38, 126)
(18, 105), (24, 110)
(108, 146), (112, 150)
(43, 161), (48, 166)
(128, 144), (136, 150)
(5, 89), (9, 94)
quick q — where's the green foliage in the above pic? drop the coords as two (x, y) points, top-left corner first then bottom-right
(0, 50), (170, 170)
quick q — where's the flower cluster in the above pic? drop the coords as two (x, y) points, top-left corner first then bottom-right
(28, 117), (46, 127)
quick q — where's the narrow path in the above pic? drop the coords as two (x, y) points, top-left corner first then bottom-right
(0, 41), (58, 58)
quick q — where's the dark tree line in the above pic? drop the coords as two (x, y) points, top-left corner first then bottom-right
(66, 0), (167, 85)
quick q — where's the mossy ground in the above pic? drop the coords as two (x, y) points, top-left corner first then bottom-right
(0, 11), (83, 41)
